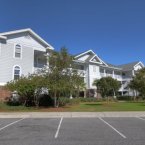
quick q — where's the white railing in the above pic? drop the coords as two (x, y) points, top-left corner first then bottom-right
(106, 73), (113, 77)
(100, 73), (106, 77)
(114, 74), (122, 79)
(34, 63), (46, 68)
(100, 73), (123, 80)
(100, 73), (113, 77)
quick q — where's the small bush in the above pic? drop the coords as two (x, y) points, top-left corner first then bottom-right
(6, 95), (21, 106)
(69, 98), (81, 105)
(117, 96), (132, 101)
(58, 97), (71, 106)
(79, 97), (98, 102)
(39, 95), (54, 107)
(58, 97), (81, 106)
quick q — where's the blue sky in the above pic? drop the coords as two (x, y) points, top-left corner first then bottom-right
(0, 0), (145, 65)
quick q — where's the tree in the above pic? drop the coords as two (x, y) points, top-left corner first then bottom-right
(129, 68), (145, 99)
(6, 48), (86, 108)
(93, 77), (121, 100)
(43, 47), (85, 107)
(6, 74), (46, 106)
(68, 69), (86, 98)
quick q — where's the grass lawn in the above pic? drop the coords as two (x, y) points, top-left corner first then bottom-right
(66, 101), (145, 112)
(0, 101), (145, 112)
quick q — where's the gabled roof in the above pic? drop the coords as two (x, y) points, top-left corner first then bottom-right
(117, 61), (140, 70)
(0, 28), (54, 49)
(107, 63), (119, 68)
(74, 49), (95, 58)
(100, 63), (122, 70)
(75, 49), (108, 66)
(74, 49), (144, 71)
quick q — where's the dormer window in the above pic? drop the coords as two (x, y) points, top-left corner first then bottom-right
(15, 44), (22, 58)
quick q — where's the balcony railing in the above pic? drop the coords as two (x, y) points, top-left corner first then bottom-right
(74, 69), (86, 77)
(34, 63), (46, 68)
(114, 74), (122, 79)
(100, 73), (123, 79)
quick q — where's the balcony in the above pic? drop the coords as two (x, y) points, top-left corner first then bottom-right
(34, 50), (47, 72)
(106, 73), (113, 77)
(73, 69), (86, 77)
(100, 73), (123, 80)
(114, 74), (122, 80)
(100, 73), (106, 77)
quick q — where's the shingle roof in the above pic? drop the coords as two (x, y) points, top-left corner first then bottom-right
(107, 63), (117, 67)
(105, 63), (121, 69)
(117, 61), (139, 70)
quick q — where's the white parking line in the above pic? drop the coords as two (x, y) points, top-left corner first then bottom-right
(137, 117), (145, 121)
(99, 117), (126, 139)
(55, 117), (63, 139)
(0, 118), (25, 132)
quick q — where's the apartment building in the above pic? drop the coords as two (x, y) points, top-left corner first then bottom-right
(74, 50), (144, 96)
(0, 28), (144, 98)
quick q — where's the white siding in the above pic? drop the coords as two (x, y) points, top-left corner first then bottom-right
(78, 54), (90, 61)
(6, 32), (46, 52)
(88, 64), (101, 89)
(0, 42), (34, 84)
(134, 64), (142, 71)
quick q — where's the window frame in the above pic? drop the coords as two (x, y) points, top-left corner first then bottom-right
(14, 44), (22, 59)
(13, 65), (21, 80)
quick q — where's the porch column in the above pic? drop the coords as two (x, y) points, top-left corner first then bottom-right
(104, 69), (106, 77)
(46, 53), (49, 66)
(112, 70), (115, 78)
(121, 91), (124, 96)
(132, 70), (135, 76)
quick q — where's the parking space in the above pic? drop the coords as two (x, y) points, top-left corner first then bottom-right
(0, 118), (60, 145)
(0, 117), (145, 145)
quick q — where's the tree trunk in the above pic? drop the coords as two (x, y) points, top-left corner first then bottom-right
(70, 94), (73, 99)
(133, 90), (136, 101)
(84, 90), (86, 98)
(77, 88), (80, 98)
(113, 89), (116, 99)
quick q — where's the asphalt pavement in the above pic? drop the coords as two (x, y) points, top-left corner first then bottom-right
(0, 117), (145, 145)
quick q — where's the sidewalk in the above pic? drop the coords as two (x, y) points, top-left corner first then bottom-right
(0, 112), (145, 118)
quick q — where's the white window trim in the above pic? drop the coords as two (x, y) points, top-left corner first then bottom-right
(12, 65), (22, 80)
(13, 43), (22, 59)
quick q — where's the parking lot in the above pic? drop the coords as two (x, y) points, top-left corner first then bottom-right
(0, 116), (145, 145)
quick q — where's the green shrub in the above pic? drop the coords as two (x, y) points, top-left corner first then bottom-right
(39, 95), (54, 107)
(58, 97), (70, 106)
(69, 98), (81, 105)
(79, 97), (98, 102)
(117, 96), (132, 101)
(58, 97), (81, 106)
(5, 93), (23, 106)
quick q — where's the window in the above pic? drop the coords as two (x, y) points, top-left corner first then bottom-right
(78, 65), (84, 70)
(13, 66), (20, 80)
(15, 44), (21, 58)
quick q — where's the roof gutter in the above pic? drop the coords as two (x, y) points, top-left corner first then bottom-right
(0, 35), (7, 40)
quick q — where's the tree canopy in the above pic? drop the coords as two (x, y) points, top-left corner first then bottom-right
(93, 77), (121, 98)
(129, 68), (145, 98)
(6, 48), (86, 107)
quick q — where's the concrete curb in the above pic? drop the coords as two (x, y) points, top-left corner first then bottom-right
(0, 112), (145, 118)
